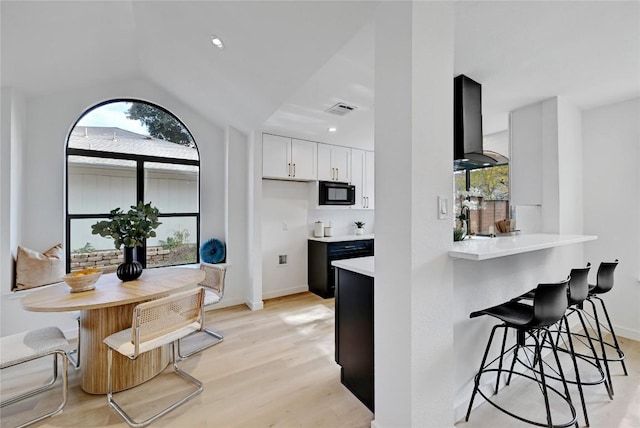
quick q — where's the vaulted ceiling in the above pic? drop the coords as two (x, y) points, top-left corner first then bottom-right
(2, 1), (638, 150)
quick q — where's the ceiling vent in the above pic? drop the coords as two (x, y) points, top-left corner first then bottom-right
(325, 102), (358, 116)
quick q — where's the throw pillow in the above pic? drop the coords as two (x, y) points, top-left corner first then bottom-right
(15, 243), (64, 290)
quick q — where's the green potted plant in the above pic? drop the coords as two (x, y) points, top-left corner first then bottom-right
(91, 202), (161, 281)
(354, 221), (365, 235)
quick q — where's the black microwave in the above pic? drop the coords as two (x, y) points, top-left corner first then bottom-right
(319, 181), (356, 205)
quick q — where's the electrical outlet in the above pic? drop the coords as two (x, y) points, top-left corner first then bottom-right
(279, 255), (287, 265)
(282, 222), (288, 231)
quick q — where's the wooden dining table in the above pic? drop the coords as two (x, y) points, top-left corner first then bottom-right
(21, 267), (205, 394)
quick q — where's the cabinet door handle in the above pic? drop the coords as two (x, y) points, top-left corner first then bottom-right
(331, 167), (335, 180)
(336, 168), (339, 180)
(293, 163), (296, 177)
(288, 163), (291, 177)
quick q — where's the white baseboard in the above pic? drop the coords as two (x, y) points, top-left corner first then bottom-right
(245, 299), (264, 311)
(614, 325), (640, 341)
(261, 285), (309, 300)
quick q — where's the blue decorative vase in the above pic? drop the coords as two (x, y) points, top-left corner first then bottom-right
(117, 246), (143, 281)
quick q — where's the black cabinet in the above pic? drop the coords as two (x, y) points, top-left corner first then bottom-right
(335, 267), (374, 412)
(307, 239), (374, 298)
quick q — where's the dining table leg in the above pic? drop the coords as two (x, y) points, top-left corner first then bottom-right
(80, 302), (170, 394)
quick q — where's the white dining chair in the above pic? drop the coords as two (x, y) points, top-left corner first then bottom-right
(1, 326), (69, 428)
(177, 263), (227, 359)
(102, 287), (206, 427)
(66, 311), (81, 369)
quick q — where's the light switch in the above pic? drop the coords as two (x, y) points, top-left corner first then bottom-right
(438, 196), (449, 220)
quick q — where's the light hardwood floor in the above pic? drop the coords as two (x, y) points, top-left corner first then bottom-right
(1, 292), (638, 427)
(1, 292), (373, 428)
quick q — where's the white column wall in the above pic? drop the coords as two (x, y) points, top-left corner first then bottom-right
(248, 130), (265, 310)
(224, 126), (252, 309)
(373, 2), (455, 427)
(0, 88), (32, 336)
(0, 88), (25, 291)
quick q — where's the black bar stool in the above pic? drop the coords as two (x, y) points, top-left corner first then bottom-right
(465, 278), (578, 428)
(580, 260), (627, 395)
(514, 264), (612, 427)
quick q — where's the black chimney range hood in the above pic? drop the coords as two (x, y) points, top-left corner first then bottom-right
(453, 74), (508, 171)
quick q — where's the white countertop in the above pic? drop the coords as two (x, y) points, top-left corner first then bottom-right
(332, 256), (374, 277)
(308, 234), (374, 243)
(449, 233), (597, 261)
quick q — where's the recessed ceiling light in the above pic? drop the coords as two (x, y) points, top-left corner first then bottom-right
(328, 127), (337, 132)
(211, 35), (225, 50)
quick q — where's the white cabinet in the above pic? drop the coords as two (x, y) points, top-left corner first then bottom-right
(262, 134), (317, 181)
(510, 103), (543, 205)
(290, 139), (317, 180)
(364, 150), (374, 209)
(318, 143), (350, 182)
(351, 149), (374, 209)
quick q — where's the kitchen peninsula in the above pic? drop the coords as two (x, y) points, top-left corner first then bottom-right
(332, 256), (374, 411)
(450, 233), (598, 420)
(331, 233), (599, 418)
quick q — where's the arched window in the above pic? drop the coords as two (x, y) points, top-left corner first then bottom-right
(65, 100), (200, 272)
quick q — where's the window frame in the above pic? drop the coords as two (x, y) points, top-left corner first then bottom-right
(455, 163), (510, 236)
(65, 100), (201, 272)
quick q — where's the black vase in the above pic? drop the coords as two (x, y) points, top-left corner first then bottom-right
(117, 246), (143, 281)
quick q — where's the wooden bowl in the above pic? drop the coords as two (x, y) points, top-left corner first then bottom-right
(63, 269), (102, 292)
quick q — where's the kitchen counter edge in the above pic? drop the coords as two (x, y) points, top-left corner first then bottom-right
(332, 256), (374, 277)
(308, 234), (374, 243)
(449, 233), (597, 261)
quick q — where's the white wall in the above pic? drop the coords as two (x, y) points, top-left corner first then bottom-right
(0, 78), (230, 337)
(583, 97), (640, 340)
(483, 130), (509, 157)
(261, 180), (310, 298)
